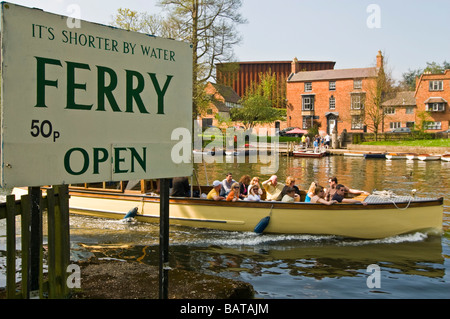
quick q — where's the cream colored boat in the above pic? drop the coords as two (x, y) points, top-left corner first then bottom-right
(13, 182), (444, 239)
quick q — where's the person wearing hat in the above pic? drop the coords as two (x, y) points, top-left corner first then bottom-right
(207, 180), (226, 200)
(262, 175), (285, 201)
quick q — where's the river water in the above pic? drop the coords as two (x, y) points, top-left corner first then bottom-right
(1, 155), (449, 299)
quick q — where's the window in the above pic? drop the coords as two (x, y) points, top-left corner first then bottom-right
(406, 121), (415, 128)
(390, 122), (401, 129)
(304, 82), (312, 92)
(429, 80), (443, 91)
(405, 107), (414, 114)
(384, 107), (395, 115)
(351, 116), (364, 129)
(302, 95), (315, 111)
(329, 96), (335, 109)
(351, 94), (365, 109)
(329, 81), (336, 91)
(425, 121), (442, 130)
(427, 103), (445, 112)
(206, 108), (213, 115)
(353, 79), (362, 89)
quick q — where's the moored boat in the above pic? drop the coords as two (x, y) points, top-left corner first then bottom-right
(386, 153), (409, 160)
(293, 150), (328, 158)
(441, 154), (450, 162)
(13, 180), (444, 240)
(417, 154), (441, 161)
(406, 153), (418, 160)
(344, 152), (364, 157)
(364, 152), (386, 159)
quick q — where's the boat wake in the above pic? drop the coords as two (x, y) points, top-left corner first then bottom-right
(176, 228), (430, 248)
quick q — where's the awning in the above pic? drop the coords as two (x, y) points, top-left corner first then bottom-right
(285, 128), (308, 134)
(424, 97), (448, 104)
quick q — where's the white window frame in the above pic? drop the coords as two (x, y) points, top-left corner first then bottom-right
(329, 95), (336, 109)
(304, 82), (312, 92)
(429, 80), (443, 91)
(329, 81), (336, 91)
(351, 116), (364, 129)
(351, 94), (365, 110)
(390, 122), (401, 129)
(405, 107), (414, 114)
(384, 107), (395, 115)
(353, 79), (362, 89)
(425, 121), (442, 130)
(302, 95), (315, 110)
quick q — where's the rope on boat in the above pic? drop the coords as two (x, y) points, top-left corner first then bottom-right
(370, 190), (414, 210)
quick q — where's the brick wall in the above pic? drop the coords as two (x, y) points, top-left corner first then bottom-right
(414, 70), (450, 132)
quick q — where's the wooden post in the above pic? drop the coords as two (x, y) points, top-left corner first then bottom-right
(159, 178), (170, 299)
(28, 187), (42, 296)
(20, 194), (31, 299)
(6, 195), (17, 299)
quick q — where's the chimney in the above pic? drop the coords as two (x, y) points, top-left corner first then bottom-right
(291, 57), (300, 74)
(376, 50), (383, 69)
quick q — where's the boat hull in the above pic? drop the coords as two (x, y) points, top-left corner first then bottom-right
(293, 151), (327, 158)
(68, 190), (444, 239)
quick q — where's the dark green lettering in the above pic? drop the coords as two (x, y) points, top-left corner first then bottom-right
(148, 73), (173, 114)
(97, 66), (121, 112)
(114, 147), (128, 173)
(129, 147), (146, 172)
(64, 148), (89, 175)
(66, 61), (93, 110)
(93, 148), (109, 174)
(126, 70), (148, 114)
(35, 57), (62, 108)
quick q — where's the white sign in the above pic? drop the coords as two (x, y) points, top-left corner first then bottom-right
(1, 3), (193, 187)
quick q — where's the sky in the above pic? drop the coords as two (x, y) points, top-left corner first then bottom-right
(4, 0), (450, 82)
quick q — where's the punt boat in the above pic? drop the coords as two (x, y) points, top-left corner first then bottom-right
(417, 154), (441, 161)
(13, 179), (443, 240)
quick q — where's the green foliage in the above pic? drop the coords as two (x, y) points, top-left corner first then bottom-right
(230, 95), (285, 129)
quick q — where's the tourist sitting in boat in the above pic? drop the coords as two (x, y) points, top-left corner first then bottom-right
(304, 182), (317, 202)
(249, 177), (263, 196)
(226, 182), (241, 202)
(281, 187), (296, 203)
(244, 184), (261, 202)
(310, 186), (337, 205)
(262, 175), (285, 201)
(220, 172), (237, 196)
(281, 176), (301, 202)
(207, 180), (226, 201)
(325, 176), (369, 201)
(170, 176), (190, 197)
(238, 175), (251, 199)
(332, 184), (368, 205)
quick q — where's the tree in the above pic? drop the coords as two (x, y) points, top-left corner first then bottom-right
(364, 52), (396, 140)
(111, 1), (246, 118)
(399, 60), (450, 91)
(230, 95), (285, 130)
(244, 70), (287, 109)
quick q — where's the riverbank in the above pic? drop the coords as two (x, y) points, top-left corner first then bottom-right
(0, 258), (255, 299)
(71, 258), (254, 299)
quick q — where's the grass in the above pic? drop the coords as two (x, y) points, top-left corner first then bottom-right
(361, 139), (450, 147)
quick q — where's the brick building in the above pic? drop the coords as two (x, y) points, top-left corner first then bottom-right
(198, 82), (241, 128)
(381, 91), (416, 131)
(414, 70), (450, 131)
(216, 60), (336, 105)
(286, 52), (382, 135)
